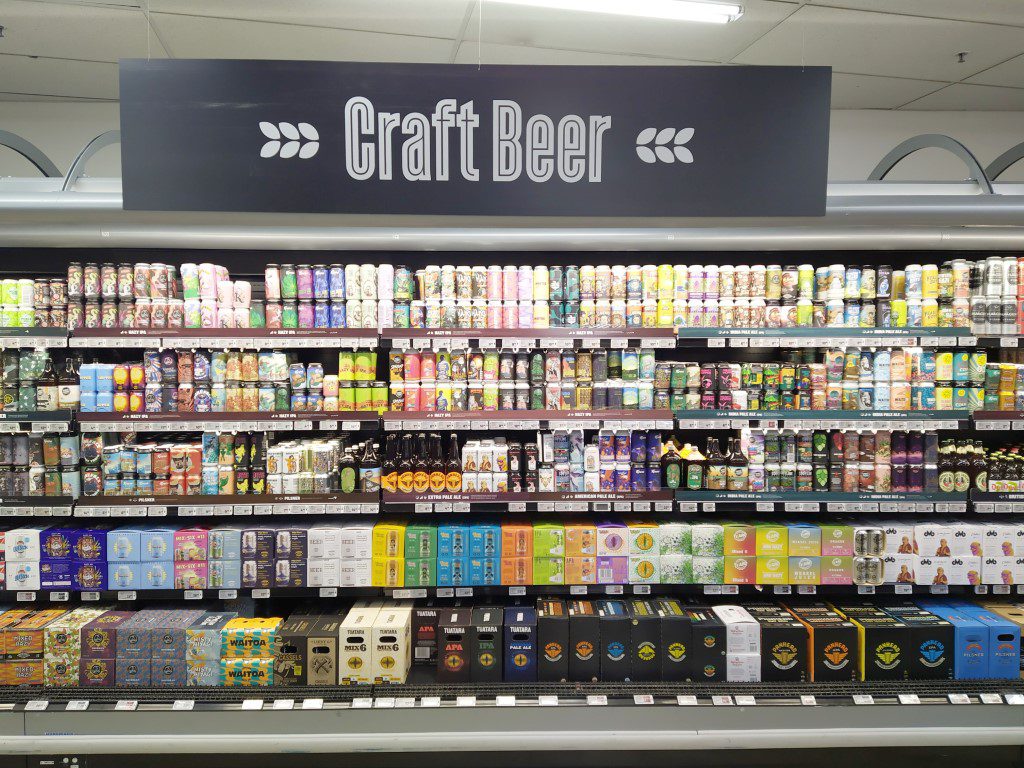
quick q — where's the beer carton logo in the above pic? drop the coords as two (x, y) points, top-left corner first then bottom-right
(443, 652), (465, 672)
(919, 640), (946, 667)
(606, 641), (626, 662)
(513, 653), (529, 668)
(732, 530), (748, 542)
(379, 656), (396, 670)
(703, 634), (717, 649)
(875, 642), (901, 670)
(634, 559), (656, 580)
(347, 656), (363, 670)
(668, 642), (687, 662)
(637, 641), (656, 662)
(544, 642), (564, 662)
(575, 641), (594, 661)
(771, 642), (799, 670)
(43, 533), (71, 559)
(702, 664), (717, 678)
(765, 530), (781, 543)
(478, 652), (496, 668)
(634, 532), (656, 552)
(823, 642), (850, 670)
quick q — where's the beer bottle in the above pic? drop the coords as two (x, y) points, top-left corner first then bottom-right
(381, 434), (398, 493)
(339, 448), (357, 494)
(35, 356), (58, 412)
(684, 442), (705, 491)
(445, 433), (463, 493)
(937, 439), (955, 494)
(953, 441), (971, 494)
(428, 434), (446, 493)
(970, 440), (988, 493)
(660, 439), (682, 490)
(397, 434), (415, 493)
(359, 439), (381, 493)
(726, 437), (749, 492)
(57, 357), (80, 410)
(705, 438), (727, 491)
(412, 433), (430, 493)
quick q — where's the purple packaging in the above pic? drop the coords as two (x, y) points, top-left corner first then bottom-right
(630, 464), (646, 492)
(152, 609), (205, 660)
(241, 559), (273, 589)
(646, 465), (661, 492)
(79, 657), (115, 687)
(72, 561), (107, 591)
(241, 528), (275, 560)
(274, 559), (307, 588)
(41, 528), (73, 560)
(596, 556), (628, 584)
(40, 560), (72, 590)
(614, 431), (630, 462)
(274, 528), (308, 560)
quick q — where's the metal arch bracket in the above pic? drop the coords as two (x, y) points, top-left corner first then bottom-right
(868, 133), (994, 194)
(986, 141), (1024, 181)
(0, 130), (62, 177)
(61, 130), (121, 191)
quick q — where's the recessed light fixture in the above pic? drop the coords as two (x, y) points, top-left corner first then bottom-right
(490, 0), (743, 24)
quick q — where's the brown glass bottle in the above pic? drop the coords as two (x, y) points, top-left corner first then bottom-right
(705, 438), (727, 491)
(428, 434), (446, 493)
(661, 440), (682, 490)
(445, 433), (463, 493)
(412, 433), (430, 493)
(381, 434), (398, 493)
(396, 434), (414, 493)
(726, 437), (749, 491)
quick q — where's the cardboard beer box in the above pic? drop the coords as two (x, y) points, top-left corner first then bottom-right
(43, 608), (106, 662)
(685, 608), (726, 682)
(307, 526), (344, 560)
(437, 608), (473, 683)
(187, 659), (220, 686)
(881, 606), (954, 680)
(220, 618), (282, 659)
(115, 609), (166, 660)
(4, 610), (66, 660)
(755, 613), (809, 682)
(79, 656), (115, 687)
(711, 605), (760, 655)
(626, 600), (659, 682)
(723, 523), (755, 557)
(627, 521), (659, 557)
(305, 614), (344, 686)
(151, 609), (205, 660)
(788, 524), (822, 557)
(723, 556), (756, 585)
(565, 523), (597, 557)
(4, 659), (42, 686)
(503, 606), (537, 683)
(412, 601), (440, 666)
(470, 606), (504, 683)
(240, 527), (275, 561)
(595, 600), (630, 682)
(151, 657), (187, 687)
(784, 604), (859, 682)
(660, 554), (693, 585)
(80, 612), (134, 660)
(339, 604), (381, 685)
(567, 599), (599, 683)
(406, 524), (439, 561)
(437, 523), (469, 560)
(220, 658), (274, 687)
(755, 524), (790, 557)
(372, 605), (412, 684)
(274, 527), (308, 560)
(831, 604), (909, 681)
(658, 522), (691, 556)
(537, 598), (570, 682)
(273, 613), (318, 687)
(653, 599), (691, 682)
(186, 612), (238, 662)
(338, 523), (373, 560)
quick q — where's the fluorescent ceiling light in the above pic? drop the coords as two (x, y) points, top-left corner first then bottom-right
(490, 0), (743, 24)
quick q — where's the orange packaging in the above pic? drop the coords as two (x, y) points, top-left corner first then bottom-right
(565, 524), (597, 557)
(4, 610), (67, 660)
(565, 556), (597, 584)
(501, 523), (533, 559)
(3, 660), (43, 686)
(0, 610), (33, 657)
(500, 556), (532, 586)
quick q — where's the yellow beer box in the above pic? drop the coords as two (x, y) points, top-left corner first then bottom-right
(371, 557), (404, 588)
(788, 525), (822, 557)
(372, 522), (406, 560)
(371, 604), (413, 684)
(220, 617), (282, 659)
(339, 603), (382, 685)
(756, 556), (788, 585)
(755, 524), (789, 557)
(220, 657), (274, 686)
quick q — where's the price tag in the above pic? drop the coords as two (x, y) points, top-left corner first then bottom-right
(703, 585), (723, 595)
(1001, 337), (1019, 347)
(436, 588), (454, 598)
(712, 696), (734, 706)
(395, 698), (416, 709)
(570, 585), (587, 595)
(853, 695), (874, 705)
(351, 698), (372, 709)
(297, 698), (324, 710)
(800, 696), (816, 706)
(172, 699), (195, 711)
(930, 584), (949, 595)
(975, 585), (990, 595)
(48, 592), (69, 602)
(894, 583), (913, 594)
(633, 585), (651, 595)
(722, 585), (739, 595)
(16, 592), (35, 602)
(509, 586), (526, 596)
(112, 699), (139, 712)
(756, 502), (775, 512)
(374, 698), (396, 709)
(455, 587), (473, 597)
(66, 700), (89, 711)
(898, 694), (920, 705)
(980, 693), (1003, 705)
(773, 585), (792, 595)
(241, 699), (264, 711)
(797, 585), (816, 595)
(213, 589), (237, 600)
(538, 695), (559, 707)
(420, 697), (441, 708)
(24, 700), (48, 711)
(948, 694), (971, 705)
(993, 585), (1011, 595)
(633, 695), (655, 706)
(606, 585), (623, 595)
(456, 696), (477, 707)
(272, 699), (294, 711)
(735, 696), (756, 707)
(677, 695), (698, 706)
(858, 586), (876, 595)
(587, 695), (608, 706)
(495, 696), (516, 708)
(318, 588), (338, 598)
(251, 589), (270, 599)
(183, 590), (203, 600)
(1007, 694), (1024, 706)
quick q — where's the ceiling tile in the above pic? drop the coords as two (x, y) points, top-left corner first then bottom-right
(806, 1), (1024, 27)
(0, 53), (118, 98)
(453, 40), (708, 65)
(830, 73), (945, 109)
(734, 5), (1024, 81)
(0, 0), (166, 62)
(462, 0), (798, 63)
(966, 53), (1024, 88)
(148, 13), (454, 61)
(146, 0), (472, 40)
(899, 82), (1024, 110)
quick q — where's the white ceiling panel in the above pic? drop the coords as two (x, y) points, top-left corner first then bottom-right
(0, 53), (118, 98)
(146, 0), (472, 40)
(806, 1), (1024, 27)
(463, 0), (797, 63)
(966, 53), (1024, 88)
(830, 73), (945, 109)
(734, 5), (1024, 81)
(900, 82), (1024, 110)
(149, 13), (453, 61)
(0, 0), (167, 62)
(453, 40), (707, 66)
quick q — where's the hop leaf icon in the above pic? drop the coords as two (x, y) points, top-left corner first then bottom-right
(259, 121), (319, 159)
(636, 127), (694, 164)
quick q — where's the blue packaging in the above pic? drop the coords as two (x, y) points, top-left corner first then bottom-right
(438, 524), (469, 559)
(645, 432), (662, 462)
(67, 528), (106, 562)
(105, 446), (124, 475)
(136, 476), (154, 494)
(646, 465), (661, 492)
(136, 449), (153, 476)
(79, 363), (97, 392)
(468, 557), (500, 586)
(95, 391), (114, 412)
(209, 559), (241, 589)
(142, 560), (174, 589)
(329, 302), (346, 328)
(95, 364), (114, 392)
(103, 475), (120, 495)
(313, 266), (329, 300)
(313, 302), (330, 328)
(119, 448), (137, 475)
(329, 265), (345, 300)
(920, 603), (987, 679)
(469, 524), (501, 558)
(140, 528), (176, 561)
(201, 466), (219, 495)
(80, 390), (96, 412)
(108, 561), (143, 590)
(152, 658), (187, 687)
(209, 526), (243, 561)
(630, 432), (646, 463)
(503, 606), (537, 682)
(41, 528), (73, 560)
(193, 351), (211, 383)
(39, 560), (73, 590)
(951, 604), (1021, 679)
(437, 557), (469, 586)
(72, 560), (107, 591)
(107, 528), (142, 562)
(201, 433), (219, 464)
(630, 464), (646, 492)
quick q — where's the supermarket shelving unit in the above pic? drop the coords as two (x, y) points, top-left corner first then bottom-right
(1, 164), (1024, 766)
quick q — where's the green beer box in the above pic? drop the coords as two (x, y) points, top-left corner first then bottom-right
(404, 525), (437, 560)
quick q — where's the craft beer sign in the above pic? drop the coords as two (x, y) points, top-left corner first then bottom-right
(119, 60), (831, 216)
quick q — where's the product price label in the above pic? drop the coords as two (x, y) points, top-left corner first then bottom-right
(797, 585), (816, 595)
(948, 694), (971, 705)
(853, 695), (874, 705)
(1006, 694), (1024, 706)
(66, 700), (89, 712)
(587, 695), (608, 706)
(456, 696), (477, 708)
(677, 696), (698, 706)
(857, 586), (875, 595)
(735, 696), (756, 707)
(455, 587), (473, 597)
(538, 696), (559, 707)
(318, 588), (338, 598)
(172, 700), (194, 711)
(721, 585), (739, 595)
(570, 585), (588, 595)
(302, 698), (324, 710)
(374, 698), (396, 709)
(980, 694), (1003, 705)
(495, 696), (516, 708)
(509, 587), (526, 596)
(930, 585), (949, 595)
(898, 694), (920, 705)
(800, 696), (816, 706)
(606, 585), (623, 595)
(895, 584), (913, 594)
(633, 695), (655, 706)
(420, 697), (441, 708)
(711, 696), (734, 706)
(251, 589), (271, 599)
(24, 700), (48, 712)
(48, 592), (69, 602)
(773, 585), (792, 595)
(633, 585), (651, 595)
(351, 698), (372, 709)
(16, 592), (35, 602)
(183, 590), (203, 600)
(272, 699), (294, 710)
(241, 699), (264, 711)
(395, 698), (416, 709)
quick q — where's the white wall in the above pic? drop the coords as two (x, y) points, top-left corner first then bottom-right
(1, 101), (1023, 182)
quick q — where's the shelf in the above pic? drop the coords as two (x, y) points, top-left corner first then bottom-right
(0, 327), (68, 348)
(383, 327), (677, 350)
(0, 496), (74, 517)
(382, 491), (675, 513)
(675, 490), (966, 514)
(675, 410), (967, 429)
(73, 492), (380, 517)
(77, 410), (379, 432)
(677, 327), (974, 348)
(71, 327), (378, 349)
(383, 409), (674, 431)
(0, 409), (73, 433)
(974, 412), (1024, 431)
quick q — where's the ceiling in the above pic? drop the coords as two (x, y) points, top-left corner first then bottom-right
(0, 0), (1023, 109)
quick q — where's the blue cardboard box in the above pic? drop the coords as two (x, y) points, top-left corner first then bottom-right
(72, 560), (107, 591)
(437, 557), (469, 587)
(503, 606), (537, 683)
(142, 560), (174, 590)
(469, 557), (500, 586)
(39, 560), (72, 590)
(140, 528), (176, 561)
(470, 523), (502, 559)
(107, 528), (142, 562)
(108, 561), (144, 591)
(209, 559), (241, 589)
(920, 603), (987, 680)
(438, 524), (469, 559)
(209, 526), (243, 561)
